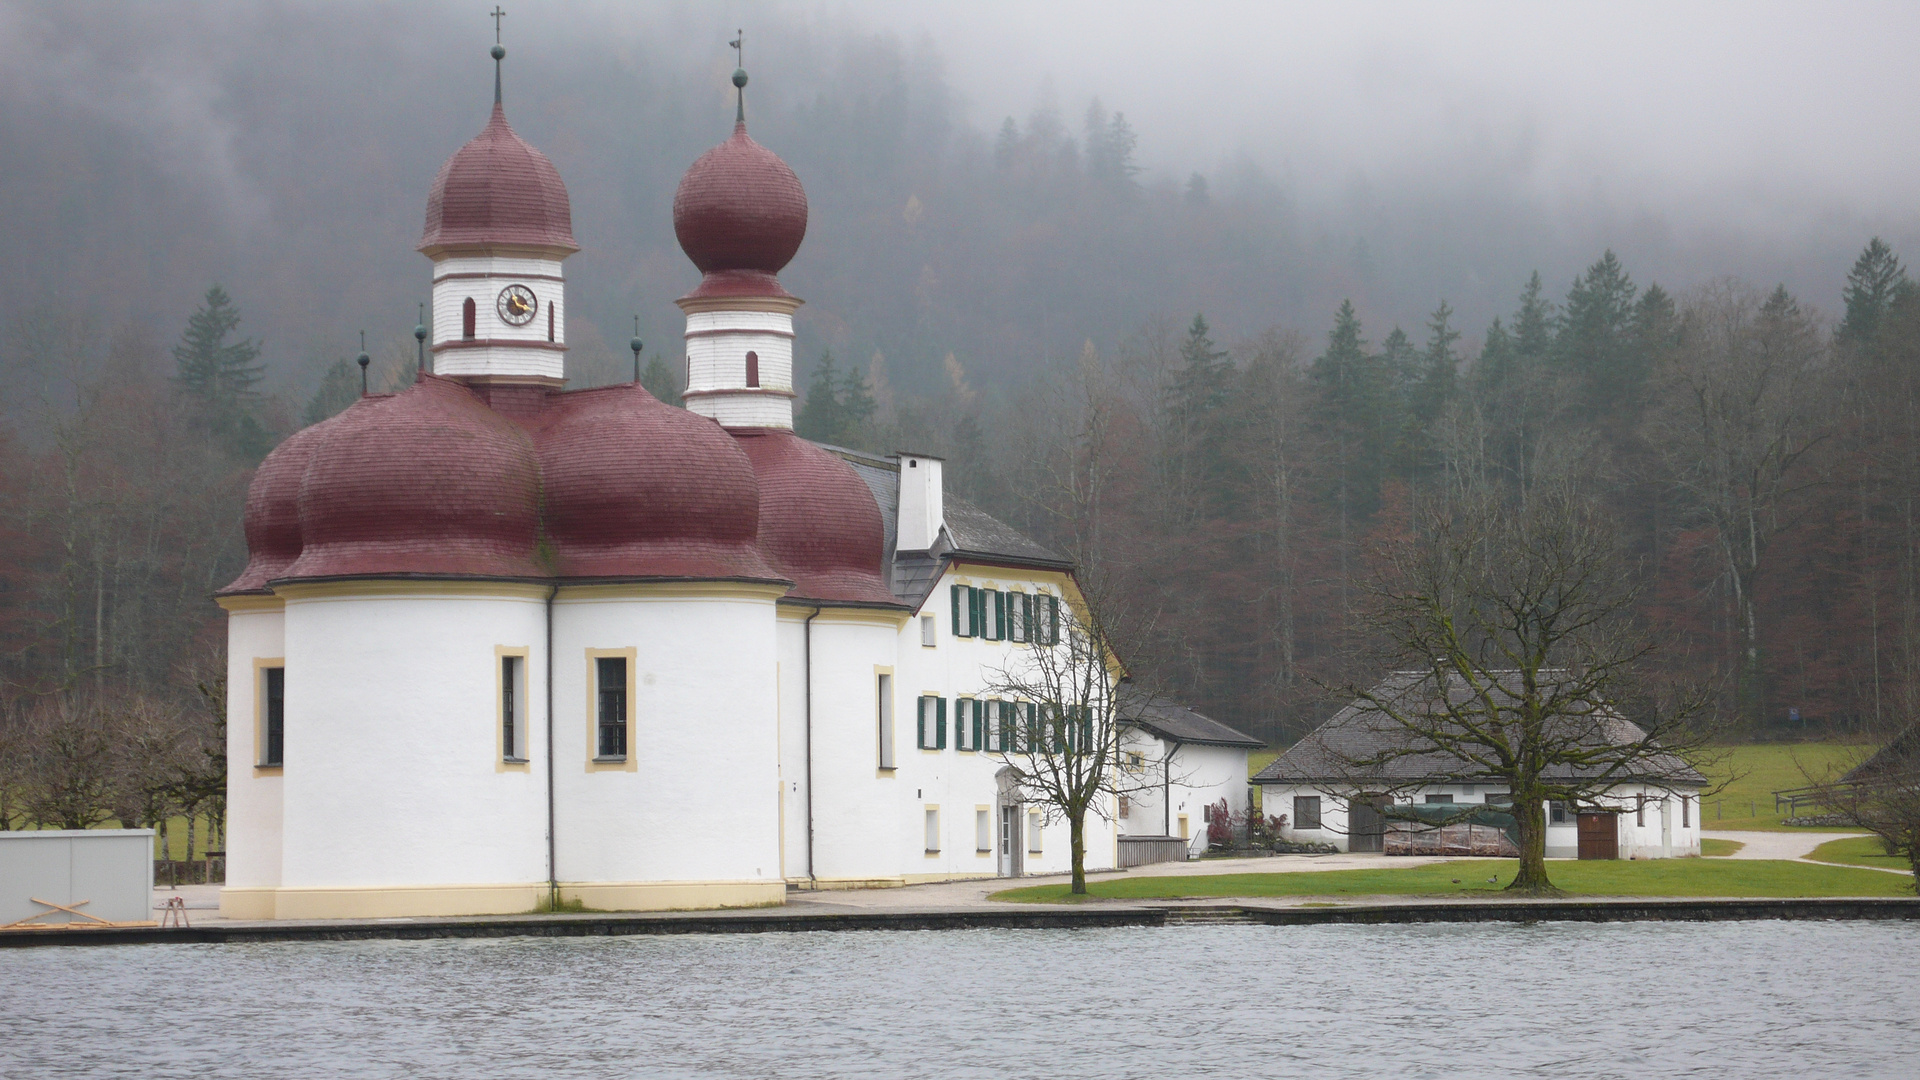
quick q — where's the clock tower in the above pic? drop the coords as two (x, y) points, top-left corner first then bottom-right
(418, 42), (577, 386)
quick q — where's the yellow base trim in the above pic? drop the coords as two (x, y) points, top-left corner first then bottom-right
(788, 876), (908, 891)
(221, 880), (785, 920)
(900, 871), (1001, 885)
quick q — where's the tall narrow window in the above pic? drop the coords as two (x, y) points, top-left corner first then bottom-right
(981, 590), (1004, 641)
(745, 350), (760, 387)
(501, 655), (525, 761)
(1007, 592), (1029, 642)
(985, 700), (1005, 752)
(262, 666), (285, 767)
(1027, 809), (1043, 854)
(596, 656), (628, 759)
(951, 584), (975, 638)
(462, 297), (477, 339)
(955, 698), (980, 751)
(1681, 795), (1690, 828)
(924, 807), (941, 853)
(917, 695), (947, 750)
(547, 303), (556, 342)
(1033, 593), (1060, 645)
(877, 674), (895, 769)
(1636, 798), (1646, 827)
(920, 615), (937, 647)
(976, 808), (992, 852)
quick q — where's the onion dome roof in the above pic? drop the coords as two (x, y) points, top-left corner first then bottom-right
(536, 383), (781, 582)
(420, 102), (577, 254)
(733, 429), (897, 605)
(283, 376), (545, 581)
(672, 121), (807, 294)
(219, 412), (348, 594)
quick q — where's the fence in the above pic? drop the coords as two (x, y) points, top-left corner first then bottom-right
(2, 829), (155, 929)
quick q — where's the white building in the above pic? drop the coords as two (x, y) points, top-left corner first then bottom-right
(215, 48), (1114, 920)
(1255, 673), (1705, 859)
(1116, 701), (1263, 859)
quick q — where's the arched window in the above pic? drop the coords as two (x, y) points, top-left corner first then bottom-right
(462, 297), (476, 339)
(745, 350), (760, 388)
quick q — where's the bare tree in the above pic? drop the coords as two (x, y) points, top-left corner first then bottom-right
(1329, 491), (1717, 893)
(1645, 282), (1829, 723)
(983, 594), (1159, 894)
(1803, 731), (1920, 891)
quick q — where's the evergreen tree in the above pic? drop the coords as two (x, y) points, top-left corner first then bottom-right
(1512, 271), (1556, 367)
(994, 117), (1019, 170)
(1170, 314), (1232, 422)
(1410, 300), (1460, 426)
(1557, 250), (1641, 411)
(1184, 172), (1210, 207)
(795, 351), (845, 444)
(1837, 237), (1912, 350)
(1377, 326), (1417, 400)
(1473, 316), (1516, 395)
(1631, 283), (1679, 375)
(302, 357), (361, 426)
(640, 355), (682, 406)
(173, 286), (263, 414)
(839, 361), (878, 435)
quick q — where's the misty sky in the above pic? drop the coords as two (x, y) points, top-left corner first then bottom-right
(3, 0), (1916, 396)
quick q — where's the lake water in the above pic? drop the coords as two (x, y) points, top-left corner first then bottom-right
(3, 921), (1916, 1079)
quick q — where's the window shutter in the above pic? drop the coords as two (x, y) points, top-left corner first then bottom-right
(937, 696), (949, 750)
(951, 584), (966, 637)
(969, 587), (983, 638)
(973, 700), (985, 751)
(1045, 594), (1060, 644)
(994, 591), (1007, 640)
(1079, 710), (1093, 754)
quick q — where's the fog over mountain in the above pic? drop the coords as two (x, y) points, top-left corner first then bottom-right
(3, 0), (1915, 402)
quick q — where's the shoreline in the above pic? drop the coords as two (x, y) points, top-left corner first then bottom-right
(6, 895), (1917, 948)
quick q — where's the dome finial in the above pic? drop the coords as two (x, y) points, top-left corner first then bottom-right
(729, 29), (747, 124)
(490, 6), (507, 105)
(356, 330), (371, 396)
(415, 302), (429, 380)
(630, 315), (645, 383)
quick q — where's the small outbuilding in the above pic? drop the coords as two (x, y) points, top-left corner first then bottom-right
(1254, 672), (1706, 859)
(1117, 699), (1264, 862)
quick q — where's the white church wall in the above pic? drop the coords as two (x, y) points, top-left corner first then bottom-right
(220, 602), (285, 916)
(549, 586), (785, 910)
(783, 610), (908, 886)
(262, 587), (552, 918)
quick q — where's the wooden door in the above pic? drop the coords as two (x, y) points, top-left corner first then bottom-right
(1577, 812), (1619, 860)
(1349, 795), (1387, 852)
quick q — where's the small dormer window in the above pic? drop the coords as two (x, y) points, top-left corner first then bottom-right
(745, 350), (759, 387)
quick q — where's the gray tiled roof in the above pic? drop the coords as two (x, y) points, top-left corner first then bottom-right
(1254, 670), (1706, 787)
(1843, 724), (1919, 783)
(1122, 698), (1264, 749)
(818, 444), (1071, 610)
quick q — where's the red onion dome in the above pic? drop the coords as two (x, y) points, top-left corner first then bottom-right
(732, 429), (898, 605)
(283, 377), (544, 581)
(672, 121), (808, 294)
(536, 383), (781, 581)
(219, 410), (355, 594)
(420, 103), (577, 254)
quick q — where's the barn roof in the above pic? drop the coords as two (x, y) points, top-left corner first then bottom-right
(1123, 699), (1264, 749)
(1254, 670), (1706, 787)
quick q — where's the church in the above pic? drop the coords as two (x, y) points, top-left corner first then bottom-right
(214, 44), (1123, 919)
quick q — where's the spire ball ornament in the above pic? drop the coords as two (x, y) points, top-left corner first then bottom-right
(492, 44), (505, 60)
(732, 68), (748, 88)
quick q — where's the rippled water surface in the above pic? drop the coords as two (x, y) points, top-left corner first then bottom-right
(3, 921), (1917, 1079)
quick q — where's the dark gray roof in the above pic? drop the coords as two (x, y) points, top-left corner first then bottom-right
(1254, 670), (1706, 787)
(1843, 725), (1919, 783)
(819, 444), (1071, 610)
(1123, 698), (1264, 749)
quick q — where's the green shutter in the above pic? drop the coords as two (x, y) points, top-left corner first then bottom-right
(937, 696), (949, 749)
(993, 591), (1007, 640)
(1045, 594), (1059, 644)
(951, 584), (965, 637)
(917, 696), (931, 749)
(973, 700), (985, 751)
(969, 587), (983, 638)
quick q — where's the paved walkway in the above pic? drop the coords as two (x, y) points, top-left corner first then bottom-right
(1702, 829), (1861, 861)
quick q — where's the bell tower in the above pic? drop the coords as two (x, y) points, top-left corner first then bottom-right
(418, 27), (578, 386)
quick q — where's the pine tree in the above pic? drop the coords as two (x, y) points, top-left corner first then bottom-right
(173, 285), (264, 420)
(1473, 316), (1516, 395)
(1837, 237), (1912, 350)
(640, 356), (682, 406)
(1632, 283), (1679, 375)
(795, 351), (845, 444)
(1557, 250), (1640, 411)
(302, 357), (361, 426)
(839, 362), (878, 434)
(1512, 271), (1555, 367)
(1411, 300), (1460, 426)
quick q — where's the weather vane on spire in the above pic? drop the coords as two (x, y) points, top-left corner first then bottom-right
(490, 7), (507, 104)
(729, 29), (748, 124)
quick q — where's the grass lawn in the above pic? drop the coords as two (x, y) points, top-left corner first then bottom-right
(1806, 835), (1914, 875)
(1701, 838), (1745, 857)
(991, 858), (1913, 902)
(1691, 743), (1871, 831)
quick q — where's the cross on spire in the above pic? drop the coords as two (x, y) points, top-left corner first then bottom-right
(730, 29), (742, 68)
(492, 6), (506, 43)
(490, 7), (507, 105)
(729, 30), (747, 124)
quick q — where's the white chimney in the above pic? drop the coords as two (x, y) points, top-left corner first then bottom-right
(895, 454), (945, 553)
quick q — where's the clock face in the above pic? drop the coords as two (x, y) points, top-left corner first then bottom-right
(496, 284), (538, 327)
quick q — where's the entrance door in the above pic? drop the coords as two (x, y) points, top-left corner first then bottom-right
(1349, 794), (1387, 853)
(1577, 812), (1619, 860)
(998, 804), (1023, 877)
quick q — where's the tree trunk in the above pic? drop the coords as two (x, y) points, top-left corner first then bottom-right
(1506, 796), (1556, 894)
(1069, 811), (1087, 895)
